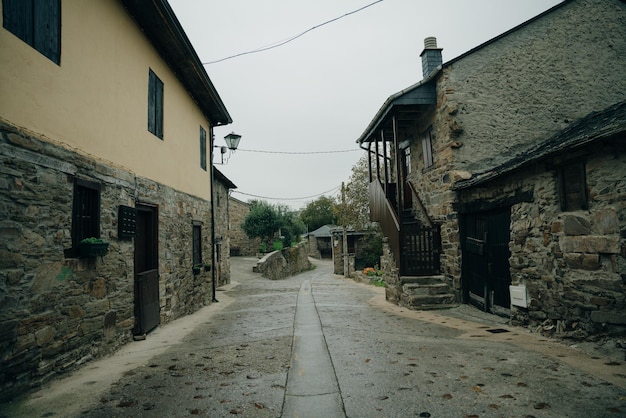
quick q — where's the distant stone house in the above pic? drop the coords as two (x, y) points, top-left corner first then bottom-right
(307, 224), (336, 259)
(229, 196), (262, 256)
(331, 228), (369, 277)
(356, 0), (626, 340)
(0, 0), (232, 399)
(213, 168), (237, 286)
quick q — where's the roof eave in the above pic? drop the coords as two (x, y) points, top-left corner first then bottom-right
(120, 0), (232, 126)
(356, 66), (441, 145)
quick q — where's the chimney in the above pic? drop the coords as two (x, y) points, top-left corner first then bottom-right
(420, 36), (442, 78)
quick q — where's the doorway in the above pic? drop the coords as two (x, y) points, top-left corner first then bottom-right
(134, 203), (160, 336)
(462, 208), (511, 316)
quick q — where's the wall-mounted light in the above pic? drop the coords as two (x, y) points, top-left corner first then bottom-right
(224, 132), (241, 150)
(214, 132), (242, 165)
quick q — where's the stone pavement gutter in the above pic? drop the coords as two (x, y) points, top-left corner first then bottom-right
(2, 257), (625, 417)
(283, 280), (345, 417)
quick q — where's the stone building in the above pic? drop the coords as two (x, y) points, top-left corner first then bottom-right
(356, 0), (626, 340)
(213, 168), (237, 286)
(0, 0), (232, 399)
(306, 224), (336, 260)
(228, 196), (262, 257)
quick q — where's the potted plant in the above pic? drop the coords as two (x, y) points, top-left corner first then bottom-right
(203, 263), (211, 272)
(79, 237), (109, 257)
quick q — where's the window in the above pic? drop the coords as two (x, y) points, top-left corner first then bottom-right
(192, 222), (202, 266)
(148, 69), (164, 138)
(558, 162), (588, 211)
(67, 179), (101, 257)
(421, 129), (433, 169)
(200, 126), (207, 171)
(2, 0), (61, 64)
(404, 147), (412, 175)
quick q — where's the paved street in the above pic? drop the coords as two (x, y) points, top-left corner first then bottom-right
(2, 257), (625, 417)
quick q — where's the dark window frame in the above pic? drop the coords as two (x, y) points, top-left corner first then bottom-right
(192, 221), (202, 266)
(148, 69), (164, 139)
(558, 161), (588, 211)
(66, 178), (101, 258)
(421, 129), (434, 169)
(2, 0), (61, 64)
(200, 126), (207, 171)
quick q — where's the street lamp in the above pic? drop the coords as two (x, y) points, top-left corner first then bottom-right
(224, 132), (242, 150)
(214, 132), (241, 165)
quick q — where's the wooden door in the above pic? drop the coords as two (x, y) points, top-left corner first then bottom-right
(134, 204), (160, 336)
(463, 209), (511, 315)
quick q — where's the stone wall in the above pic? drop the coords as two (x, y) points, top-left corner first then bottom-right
(228, 197), (261, 256)
(399, 0), (626, 301)
(0, 122), (216, 400)
(446, 0), (626, 174)
(213, 180), (231, 286)
(457, 141), (626, 339)
(254, 243), (312, 280)
(307, 235), (321, 259)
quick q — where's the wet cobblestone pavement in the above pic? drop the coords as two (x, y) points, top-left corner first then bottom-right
(2, 257), (625, 417)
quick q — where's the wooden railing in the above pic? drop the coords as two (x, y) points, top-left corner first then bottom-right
(369, 180), (400, 268)
(370, 179), (441, 276)
(402, 223), (441, 275)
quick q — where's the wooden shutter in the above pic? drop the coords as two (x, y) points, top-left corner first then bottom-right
(34, 0), (60, 64)
(155, 75), (163, 138)
(200, 126), (207, 170)
(148, 70), (157, 135)
(2, 0), (33, 43)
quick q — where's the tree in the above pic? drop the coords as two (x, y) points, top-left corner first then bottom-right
(241, 200), (281, 249)
(341, 155), (371, 230)
(277, 205), (306, 247)
(299, 196), (338, 232)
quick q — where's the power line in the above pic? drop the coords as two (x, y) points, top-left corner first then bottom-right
(202, 0), (384, 65)
(231, 185), (341, 202)
(237, 148), (360, 155)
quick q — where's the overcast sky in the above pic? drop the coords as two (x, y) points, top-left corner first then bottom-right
(168, 0), (562, 210)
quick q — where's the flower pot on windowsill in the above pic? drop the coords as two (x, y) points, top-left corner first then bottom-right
(79, 238), (109, 257)
(193, 264), (202, 275)
(203, 263), (211, 272)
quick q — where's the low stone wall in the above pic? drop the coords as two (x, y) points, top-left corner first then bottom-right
(254, 243), (312, 280)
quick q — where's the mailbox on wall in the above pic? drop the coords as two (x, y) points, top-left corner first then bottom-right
(509, 285), (528, 308)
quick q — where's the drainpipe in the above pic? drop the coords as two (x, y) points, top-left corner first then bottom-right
(209, 127), (218, 303)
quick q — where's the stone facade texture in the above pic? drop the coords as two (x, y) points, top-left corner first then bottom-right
(363, 0), (626, 341)
(228, 197), (261, 257)
(253, 243), (312, 280)
(0, 123), (217, 399)
(213, 178), (231, 286)
(457, 141), (626, 338)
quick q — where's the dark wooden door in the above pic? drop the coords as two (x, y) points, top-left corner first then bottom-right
(134, 204), (160, 336)
(463, 209), (511, 315)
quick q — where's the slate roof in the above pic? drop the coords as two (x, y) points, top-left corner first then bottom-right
(307, 225), (337, 238)
(453, 101), (626, 190)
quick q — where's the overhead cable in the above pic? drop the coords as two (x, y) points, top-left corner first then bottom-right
(202, 0), (383, 65)
(231, 185), (341, 201)
(237, 148), (360, 155)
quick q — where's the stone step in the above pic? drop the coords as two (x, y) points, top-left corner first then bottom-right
(400, 275), (446, 285)
(404, 293), (457, 308)
(402, 282), (451, 296)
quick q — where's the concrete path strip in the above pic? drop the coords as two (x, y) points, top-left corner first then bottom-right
(283, 280), (345, 418)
